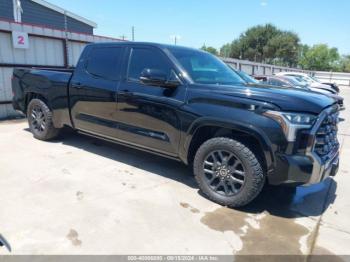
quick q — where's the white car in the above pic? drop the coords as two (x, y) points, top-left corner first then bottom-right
(276, 72), (337, 94)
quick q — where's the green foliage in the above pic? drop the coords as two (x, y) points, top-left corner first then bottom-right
(264, 31), (300, 66)
(201, 45), (218, 56)
(299, 44), (340, 71)
(336, 55), (350, 72)
(219, 24), (348, 72)
(220, 43), (232, 57)
(220, 24), (300, 66)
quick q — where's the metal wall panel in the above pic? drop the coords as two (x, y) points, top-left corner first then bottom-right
(315, 71), (350, 87)
(255, 66), (264, 75)
(0, 0), (14, 20)
(0, 32), (65, 66)
(241, 64), (253, 75)
(0, 104), (19, 119)
(0, 67), (13, 101)
(68, 41), (86, 67)
(0, 66), (17, 119)
(264, 67), (272, 75)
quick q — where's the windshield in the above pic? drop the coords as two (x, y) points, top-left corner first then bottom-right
(310, 76), (321, 83)
(235, 70), (260, 84)
(284, 76), (308, 86)
(168, 48), (245, 85)
(297, 75), (319, 84)
(292, 75), (312, 84)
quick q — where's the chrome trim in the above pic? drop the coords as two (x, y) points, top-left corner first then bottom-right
(263, 110), (313, 142)
(286, 123), (312, 142)
(306, 105), (340, 184)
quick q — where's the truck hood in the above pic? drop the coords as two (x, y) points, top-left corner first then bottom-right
(192, 83), (337, 114)
(310, 82), (336, 93)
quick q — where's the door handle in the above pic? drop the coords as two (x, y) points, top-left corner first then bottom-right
(121, 89), (133, 97)
(71, 82), (83, 89)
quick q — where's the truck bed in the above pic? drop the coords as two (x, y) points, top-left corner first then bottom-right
(12, 68), (74, 127)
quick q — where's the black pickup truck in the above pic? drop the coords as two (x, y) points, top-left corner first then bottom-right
(12, 42), (340, 207)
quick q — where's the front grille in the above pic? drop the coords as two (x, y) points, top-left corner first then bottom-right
(314, 109), (340, 160)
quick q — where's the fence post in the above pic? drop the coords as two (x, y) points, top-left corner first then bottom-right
(330, 71), (333, 82)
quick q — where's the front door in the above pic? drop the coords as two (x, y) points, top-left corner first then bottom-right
(116, 46), (186, 156)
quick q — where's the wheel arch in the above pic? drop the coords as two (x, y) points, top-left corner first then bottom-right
(25, 92), (50, 113)
(184, 118), (274, 173)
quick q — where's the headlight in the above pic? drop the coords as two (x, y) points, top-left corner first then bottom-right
(263, 111), (317, 141)
(282, 112), (316, 125)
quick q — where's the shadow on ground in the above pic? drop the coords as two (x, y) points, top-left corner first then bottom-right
(24, 127), (196, 188)
(238, 179), (337, 218)
(24, 127), (337, 219)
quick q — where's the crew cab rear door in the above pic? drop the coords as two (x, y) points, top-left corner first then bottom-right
(116, 46), (186, 156)
(69, 45), (125, 139)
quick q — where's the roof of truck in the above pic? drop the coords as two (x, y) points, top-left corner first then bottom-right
(88, 42), (203, 52)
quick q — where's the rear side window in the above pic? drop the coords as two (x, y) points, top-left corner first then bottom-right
(86, 47), (123, 80)
(269, 79), (282, 86)
(127, 48), (172, 81)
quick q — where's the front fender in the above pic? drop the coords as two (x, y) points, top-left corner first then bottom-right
(181, 117), (275, 173)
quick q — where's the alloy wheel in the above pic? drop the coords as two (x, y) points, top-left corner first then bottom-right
(30, 106), (46, 133)
(203, 150), (246, 196)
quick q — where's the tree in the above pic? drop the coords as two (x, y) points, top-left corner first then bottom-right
(221, 24), (300, 66)
(299, 44), (340, 71)
(336, 55), (350, 72)
(201, 45), (218, 56)
(220, 43), (232, 57)
(264, 32), (300, 66)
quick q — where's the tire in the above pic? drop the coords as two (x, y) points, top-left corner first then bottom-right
(193, 137), (265, 207)
(27, 98), (60, 141)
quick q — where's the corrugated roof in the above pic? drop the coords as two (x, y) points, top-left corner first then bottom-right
(30, 0), (97, 28)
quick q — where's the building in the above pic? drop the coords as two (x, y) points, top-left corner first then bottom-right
(0, 0), (97, 34)
(0, 0), (120, 119)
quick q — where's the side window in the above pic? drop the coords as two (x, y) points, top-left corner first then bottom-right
(269, 79), (282, 86)
(128, 48), (172, 81)
(86, 47), (123, 80)
(267, 79), (275, 85)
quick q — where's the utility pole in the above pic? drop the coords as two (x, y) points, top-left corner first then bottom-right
(132, 26), (135, 41)
(170, 35), (181, 45)
(120, 35), (127, 41)
(63, 10), (70, 68)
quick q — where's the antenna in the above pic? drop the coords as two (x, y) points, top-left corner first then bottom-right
(132, 26), (135, 41)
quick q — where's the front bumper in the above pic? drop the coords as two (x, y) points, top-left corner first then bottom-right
(269, 105), (340, 186)
(269, 151), (339, 185)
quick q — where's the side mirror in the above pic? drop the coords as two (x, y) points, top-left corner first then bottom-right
(140, 68), (180, 88)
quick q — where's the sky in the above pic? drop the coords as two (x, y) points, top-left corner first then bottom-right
(48, 0), (350, 55)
